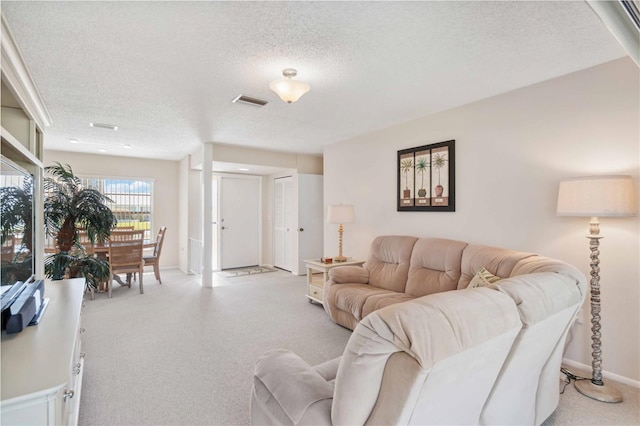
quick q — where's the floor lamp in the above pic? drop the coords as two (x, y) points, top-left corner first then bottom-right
(327, 204), (355, 262)
(557, 175), (637, 403)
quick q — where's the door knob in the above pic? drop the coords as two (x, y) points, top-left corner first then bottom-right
(298, 228), (304, 232)
(221, 226), (226, 230)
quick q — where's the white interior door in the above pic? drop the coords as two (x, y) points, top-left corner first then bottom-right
(296, 174), (323, 273)
(219, 176), (260, 269)
(274, 176), (293, 271)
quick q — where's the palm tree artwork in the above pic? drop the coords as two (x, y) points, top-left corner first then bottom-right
(415, 156), (430, 198)
(432, 152), (448, 197)
(400, 158), (414, 199)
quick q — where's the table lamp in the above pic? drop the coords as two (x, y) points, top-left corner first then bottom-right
(327, 204), (355, 262)
(557, 175), (637, 403)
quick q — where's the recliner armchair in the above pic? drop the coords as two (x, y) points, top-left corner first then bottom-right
(251, 268), (585, 425)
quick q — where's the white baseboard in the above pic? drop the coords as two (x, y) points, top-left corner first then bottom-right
(562, 358), (640, 389)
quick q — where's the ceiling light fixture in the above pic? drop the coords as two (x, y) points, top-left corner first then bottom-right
(90, 122), (118, 131)
(69, 138), (79, 144)
(98, 148), (107, 153)
(238, 168), (250, 171)
(123, 144), (133, 149)
(269, 68), (310, 104)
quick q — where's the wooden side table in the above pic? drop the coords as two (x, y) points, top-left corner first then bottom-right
(304, 259), (365, 305)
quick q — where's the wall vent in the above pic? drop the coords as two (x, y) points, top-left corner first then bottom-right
(232, 95), (268, 107)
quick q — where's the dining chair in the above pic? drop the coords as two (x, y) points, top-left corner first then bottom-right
(144, 227), (167, 284)
(107, 230), (144, 297)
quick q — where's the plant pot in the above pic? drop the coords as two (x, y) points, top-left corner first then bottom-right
(418, 188), (427, 197)
(435, 185), (444, 197)
(403, 189), (411, 199)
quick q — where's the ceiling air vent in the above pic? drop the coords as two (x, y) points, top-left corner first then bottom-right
(232, 95), (268, 107)
(90, 122), (118, 130)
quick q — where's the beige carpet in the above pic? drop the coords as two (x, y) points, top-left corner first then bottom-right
(78, 269), (639, 425)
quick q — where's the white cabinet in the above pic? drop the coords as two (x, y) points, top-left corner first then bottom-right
(1, 279), (86, 425)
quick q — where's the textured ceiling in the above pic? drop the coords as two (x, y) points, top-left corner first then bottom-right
(1, 1), (626, 161)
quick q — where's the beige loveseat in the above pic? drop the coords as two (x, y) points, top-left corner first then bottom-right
(251, 250), (586, 425)
(324, 235), (583, 331)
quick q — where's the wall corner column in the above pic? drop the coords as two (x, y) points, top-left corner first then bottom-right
(202, 143), (214, 287)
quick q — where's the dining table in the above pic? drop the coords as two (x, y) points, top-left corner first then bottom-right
(44, 241), (156, 288)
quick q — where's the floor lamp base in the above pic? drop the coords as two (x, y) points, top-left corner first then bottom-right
(574, 379), (623, 403)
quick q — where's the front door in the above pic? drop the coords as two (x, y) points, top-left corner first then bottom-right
(219, 176), (260, 269)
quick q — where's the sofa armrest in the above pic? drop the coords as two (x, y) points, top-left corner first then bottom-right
(329, 265), (370, 284)
(252, 349), (333, 425)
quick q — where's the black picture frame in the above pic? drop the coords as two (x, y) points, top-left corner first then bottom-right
(397, 140), (455, 212)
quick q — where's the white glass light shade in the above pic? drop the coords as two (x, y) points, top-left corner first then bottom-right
(327, 204), (355, 224)
(269, 79), (310, 103)
(557, 175), (637, 217)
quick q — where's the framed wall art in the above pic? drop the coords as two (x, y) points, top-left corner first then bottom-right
(397, 140), (455, 212)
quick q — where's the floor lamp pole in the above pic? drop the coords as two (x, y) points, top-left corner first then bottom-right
(574, 217), (623, 403)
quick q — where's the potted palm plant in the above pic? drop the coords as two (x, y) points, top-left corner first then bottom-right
(400, 158), (414, 199)
(432, 153), (448, 197)
(44, 162), (116, 289)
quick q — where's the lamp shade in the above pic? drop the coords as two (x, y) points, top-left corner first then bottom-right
(327, 204), (355, 224)
(269, 79), (310, 103)
(557, 175), (637, 217)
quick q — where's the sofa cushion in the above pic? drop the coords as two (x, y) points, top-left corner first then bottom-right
(325, 283), (393, 323)
(511, 256), (588, 296)
(366, 236), (418, 292)
(458, 244), (536, 289)
(468, 267), (502, 288)
(361, 292), (416, 318)
(405, 238), (468, 297)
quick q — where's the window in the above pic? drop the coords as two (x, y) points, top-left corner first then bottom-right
(81, 177), (153, 242)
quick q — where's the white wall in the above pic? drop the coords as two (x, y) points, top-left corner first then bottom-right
(323, 58), (640, 382)
(189, 142), (323, 173)
(44, 150), (180, 269)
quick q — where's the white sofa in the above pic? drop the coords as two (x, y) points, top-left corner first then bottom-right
(251, 236), (586, 425)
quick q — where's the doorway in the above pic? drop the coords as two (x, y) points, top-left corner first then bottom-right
(272, 174), (323, 274)
(218, 175), (260, 270)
